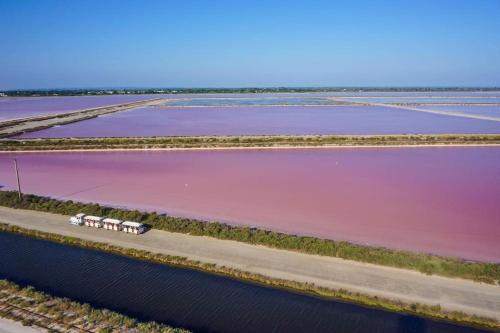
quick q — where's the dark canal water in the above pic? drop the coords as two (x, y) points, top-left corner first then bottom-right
(0, 232), (492, 333)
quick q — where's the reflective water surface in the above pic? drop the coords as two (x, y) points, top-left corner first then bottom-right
(15, 105), (500, 138)
(1, 147), (499, 261)
(0, 232), (491, 333)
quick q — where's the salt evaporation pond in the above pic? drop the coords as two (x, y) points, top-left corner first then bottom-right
(320, 91), (500, 98)
(417, 105), (500, 118)
(338, 97), (500, 104)
(15, 105), (500, 138)
(1, 147), (499, 261)
(0, 94), (164, 122)
(165, 95), (500, 106)
(162, 97), (342, 106)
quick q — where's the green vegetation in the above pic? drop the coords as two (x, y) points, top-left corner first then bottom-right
(0, 224), (498, 331)
(1, 134), (499, 151)
(0, 191), (499, 285)
(2, 87), (500, 97)
(0, 279), (189, 332)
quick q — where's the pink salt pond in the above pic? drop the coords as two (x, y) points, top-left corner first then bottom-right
(0, 95), (167, 122)
(14, 105), (500, 138)
(1, 147), (499, 262)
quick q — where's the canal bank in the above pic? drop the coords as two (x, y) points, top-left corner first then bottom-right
(0, 279), (188, 332)
(0, 231), (495, 333)
(0, 318), (39, 333)
(0, 207), (499, 329)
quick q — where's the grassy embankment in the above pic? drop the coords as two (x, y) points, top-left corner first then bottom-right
(0, 191), (498, 285)
(0, 223), (498, 331)
(1, 134), (500, 150)
(0, 279), (189, 333)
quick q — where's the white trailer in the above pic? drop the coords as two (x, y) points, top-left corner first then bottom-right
(103, 218), (123, 231)
(68, 213), (145, 235)
(122, 221), (145, 235)
(83, 215), (104, 228)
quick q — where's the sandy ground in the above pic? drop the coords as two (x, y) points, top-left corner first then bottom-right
(0, 318), (41, 333)
(0, 206), (499, 320)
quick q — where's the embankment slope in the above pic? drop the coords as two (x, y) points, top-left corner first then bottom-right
(0, 206), (499, 321)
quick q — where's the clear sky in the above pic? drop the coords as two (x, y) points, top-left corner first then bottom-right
(1, 0), (499, 89)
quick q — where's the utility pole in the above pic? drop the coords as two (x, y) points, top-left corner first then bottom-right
(13, 158), (22, 201)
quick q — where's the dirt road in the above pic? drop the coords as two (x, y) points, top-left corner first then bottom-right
(0, 98), (167, 137)
(0, 206), (499, 320)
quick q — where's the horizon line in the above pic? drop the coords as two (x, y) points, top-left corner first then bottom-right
(3, 86), (500, 92)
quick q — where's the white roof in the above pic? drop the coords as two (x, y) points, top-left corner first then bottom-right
(122, 221), (143, 227)
(103, 218), (122, 224)
(85, 215), (103, 221)
(76, 213), (86, 217)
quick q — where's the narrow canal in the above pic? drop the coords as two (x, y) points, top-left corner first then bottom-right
(0, 231), (492, 333)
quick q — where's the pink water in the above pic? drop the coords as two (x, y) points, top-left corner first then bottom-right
(15, 105), (500, 138)
(419, 105), (500, 118)
(4, 91), (500, 123)
(0, 95), (164, 121)
(1, 147), (499, 261)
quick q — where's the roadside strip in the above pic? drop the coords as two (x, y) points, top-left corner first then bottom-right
(1, 134), (500, 151)
(0, 206), (499, 328)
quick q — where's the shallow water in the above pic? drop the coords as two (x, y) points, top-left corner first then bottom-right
(15, 105), (500, 138)
(162, 97), (343, 106)
(0, 95), (165, 121)
(3, 91), (500, 123)
(1, 147), (499, 261)
(338, 97), (500, 104)
(0, 232), (491, 333)
(417, 105), (500, 118)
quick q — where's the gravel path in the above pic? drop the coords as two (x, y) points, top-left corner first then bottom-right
(1, 206), (499, 320)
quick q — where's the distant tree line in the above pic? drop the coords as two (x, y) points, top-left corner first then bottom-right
(2, 87), (500, 97)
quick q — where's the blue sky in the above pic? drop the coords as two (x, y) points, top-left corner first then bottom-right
(1, 0), (499, 89)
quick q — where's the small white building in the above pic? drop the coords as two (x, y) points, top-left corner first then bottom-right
(84, 215), (104, 228)
(102, 218), (123, 231)
(122, 221), (145, 234)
